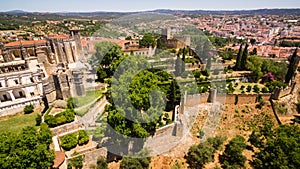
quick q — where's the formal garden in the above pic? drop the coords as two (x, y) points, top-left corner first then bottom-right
(60, 130), (90, 151)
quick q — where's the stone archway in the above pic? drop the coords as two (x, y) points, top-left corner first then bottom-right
(12, 88), (26, 99)
(28, 48), (35, 56)
(0, 91), (12, 102)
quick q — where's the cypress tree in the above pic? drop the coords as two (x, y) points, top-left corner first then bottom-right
(240, 43), (249, 70)
(285, 48), (299, 84)
(175, 55), (181, 76)
(235, 43), (243, 70)
(206, 57), (212, 70)
(182, 47), (186, 73)
(202, 40), (211, 70)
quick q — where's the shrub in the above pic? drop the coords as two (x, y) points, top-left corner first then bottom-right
(69, 152), (83, 169)
(227, 83), (235, 94)
(253, 85), (260, 93)
(24, 104), (34, 114)
(256, 100), (265, 109)
(35, 114), (42, 126)
(192, 70), (201, 78)
(246, 85), (252, 92)
(78, 130), (89, 145)
(61, 133), (78, 151)
(44, 109), (75, 128)
(240, 85), (245, 90)
(234, 95), (239, 105)
(67, 97), (77, 109)
(261, 87), (269, 93)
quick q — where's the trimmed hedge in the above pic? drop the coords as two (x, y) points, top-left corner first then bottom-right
(44, 109), (75, 128)
(61, 133), (78, 151)
(78, 130), (89, 145)
(60, 130), (90, 151)
(24, 104), (34, 114)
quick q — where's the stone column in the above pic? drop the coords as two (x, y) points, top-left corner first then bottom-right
(209, 88), (217, 103)
(8, 90), (15, 101)
(24, 89), (31, 98)
(4, 77), (8, 87)
(18, 76), (22, 85)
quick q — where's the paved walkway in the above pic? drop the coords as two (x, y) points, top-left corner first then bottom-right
(77, 97), (108, 129)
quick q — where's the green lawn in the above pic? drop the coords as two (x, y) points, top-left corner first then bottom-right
(0, 112), (38, 134)
(75, 89), (104, 108)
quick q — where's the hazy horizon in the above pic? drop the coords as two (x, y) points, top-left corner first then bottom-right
(2, 7), (300, 13)
(0, 0), (299, 13)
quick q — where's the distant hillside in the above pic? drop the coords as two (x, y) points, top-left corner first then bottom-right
(4, 10), (28, 14)
(1, 8), (299, 18)
(149, 8), (300, 15)
(54, 8), (300, 16)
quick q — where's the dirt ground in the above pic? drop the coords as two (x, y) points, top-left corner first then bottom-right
(107, 101), (277, 169)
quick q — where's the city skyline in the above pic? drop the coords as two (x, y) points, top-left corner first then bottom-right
(0, 0), (300, 12)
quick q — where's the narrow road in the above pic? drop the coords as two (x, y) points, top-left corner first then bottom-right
(77, 97), (108, 129)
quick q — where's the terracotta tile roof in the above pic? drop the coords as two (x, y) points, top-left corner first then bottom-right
(48, 34), (70, 40)
(4, 40), (46, 47)
(117, 40), (130, 47)
(123, 46), (149, 52)
(36, 49), (44, 53)
(81, 39), (87, 46)
(53, 151), (65, 168)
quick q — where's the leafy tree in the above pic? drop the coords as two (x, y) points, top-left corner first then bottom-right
(106, 56), (173, 154)
(220, 49), (234, 61)
(89, 41), (123, 73)
(185, 136), (226, 169)
(250, 39), (256, 45)
(247, 55), (288, 82)
(219, 135), (247, 169)
(39, 123), (53, 146)
(0, 126), (55, 169)
(207, 135), (227, 150)
(279, 41), (300, 47)
(285, 48), (299, 84)
(250, 48), (257, 55)
(120, 150), (151, 169)
(96, 66), (107, 82)
(139, 33), (156, 48)
(250, 125), (300, 169)
(246, 55), (263, 82)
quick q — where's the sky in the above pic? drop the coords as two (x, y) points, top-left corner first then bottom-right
(0, 0), (299, 12)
